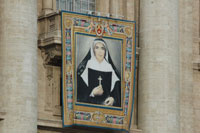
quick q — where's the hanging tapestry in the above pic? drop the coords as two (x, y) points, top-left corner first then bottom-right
(61, 11), (136, 132)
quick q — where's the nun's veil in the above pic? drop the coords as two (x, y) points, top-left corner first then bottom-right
(77, 38), (121, 79)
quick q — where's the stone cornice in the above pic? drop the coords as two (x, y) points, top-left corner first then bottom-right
(38, 118), (142, 132)
(38, 10), (60, 20)
(193, 63), (200, 71)
(39, 43), (62, 66)
(0, 111), (6, 121)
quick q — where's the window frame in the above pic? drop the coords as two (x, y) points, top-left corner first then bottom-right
(56, 0), (96, 14)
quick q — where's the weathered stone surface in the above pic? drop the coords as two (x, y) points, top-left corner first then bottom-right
(0, 0), (37, 132)
(138, 0), (179, 133)
(179, 0), (194, 132)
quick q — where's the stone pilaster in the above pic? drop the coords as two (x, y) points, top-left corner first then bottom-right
(42, 0), (53, 15)
(0, 0), (37, 132)
(109, 0), (125, 19)
(126, 0), (135, 21)
(96, 0), (110, 16)
(138, 0), (180, 133)
(179, 0), (194, 132)
(192, 0), (200, 132)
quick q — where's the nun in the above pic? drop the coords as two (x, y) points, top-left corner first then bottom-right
(77, 38), (121, 107)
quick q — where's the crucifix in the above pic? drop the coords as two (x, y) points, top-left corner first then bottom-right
(98, 76), (102, 86)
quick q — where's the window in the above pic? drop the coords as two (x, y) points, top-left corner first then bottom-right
(56, 0), (96, 14)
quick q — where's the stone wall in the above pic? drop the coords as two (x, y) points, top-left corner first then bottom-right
(193, 0), (200, 133)
(179, 0), (194, 132)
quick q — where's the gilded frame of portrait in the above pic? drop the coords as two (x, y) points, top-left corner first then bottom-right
(61, 11), (136, 131)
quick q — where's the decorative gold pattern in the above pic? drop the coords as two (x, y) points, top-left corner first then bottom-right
(123, 117), (129, 129)
(65, 18), (73, 28)
(92, 111), (105, 123)
(95, 23), (104, 37)
(125, 27), (132, 37)
(125, 70), (131, 81)
(66, 64), (72, 73)
(67, 110), (74, 122)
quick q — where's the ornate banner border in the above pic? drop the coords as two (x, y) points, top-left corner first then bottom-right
(61, 10), (136, 131)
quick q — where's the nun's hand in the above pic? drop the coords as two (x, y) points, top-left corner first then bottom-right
(90, 85), (104, 97)
(104, 97), (114, 106)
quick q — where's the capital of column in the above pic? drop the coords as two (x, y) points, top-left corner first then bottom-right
(42, 0), (53, 15)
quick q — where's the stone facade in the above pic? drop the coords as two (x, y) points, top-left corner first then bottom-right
(193, 0), (200, 133)
(0, 0), (200, 133)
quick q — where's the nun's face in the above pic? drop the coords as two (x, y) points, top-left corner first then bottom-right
(94, 42), (105, 63)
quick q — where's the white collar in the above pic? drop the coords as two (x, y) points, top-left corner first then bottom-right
(81, 58), (119, 92)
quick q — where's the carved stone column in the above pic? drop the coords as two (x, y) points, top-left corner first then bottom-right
(52, 0), (57, 11)
(193, 0), (200, 132)
(138, 0), (180, 133)
(126, 0), (135, 21)
(96, 0), (110, 16)
(0, 0), (37, 132)
(179, 0), (194, 132)
(42, 0), (53, 15)
(109, 0), (126, 19)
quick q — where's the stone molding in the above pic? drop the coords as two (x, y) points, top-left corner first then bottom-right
(38, 11), (62, 66)
(38, 118), (62, 128)
(0, 111), (6, 121)
(38, 11), (60, 21)
(193, 63), (200, 71)
(37, 118), (142, 133)
(40, 44), (61, 66)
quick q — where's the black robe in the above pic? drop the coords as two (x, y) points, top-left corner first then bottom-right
(76, 40), (121, 107)
(77, 68), (121, 107)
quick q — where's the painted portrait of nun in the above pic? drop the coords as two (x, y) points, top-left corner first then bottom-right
(77, 38), (121, 107)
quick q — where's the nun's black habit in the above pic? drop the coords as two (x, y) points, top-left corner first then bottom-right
(77, 38), (121, 107)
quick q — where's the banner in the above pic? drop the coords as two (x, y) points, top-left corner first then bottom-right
(61, 11), (136, 131)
